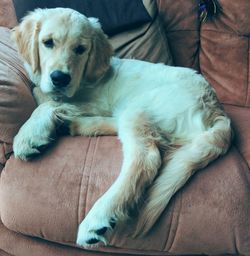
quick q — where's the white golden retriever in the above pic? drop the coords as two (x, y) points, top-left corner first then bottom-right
(12, 8), (232, 247)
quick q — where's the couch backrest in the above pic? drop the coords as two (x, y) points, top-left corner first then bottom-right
(200, 0), (250, 107)
(157, 0), (250, 108)
(2, 0), (250, 107)
(157, 0), (200, 71)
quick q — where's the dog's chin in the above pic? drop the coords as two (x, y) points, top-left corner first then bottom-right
(40, 82), (77, 99)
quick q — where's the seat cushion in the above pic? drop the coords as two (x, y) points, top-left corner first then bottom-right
(0, 210), (120, 256)
(0, 125), (249, 255)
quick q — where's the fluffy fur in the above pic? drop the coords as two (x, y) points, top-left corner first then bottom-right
(12, 8), (232, 248)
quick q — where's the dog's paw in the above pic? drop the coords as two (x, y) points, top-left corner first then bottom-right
(13, 124), (55, 161)
(76, 202), (116, 248)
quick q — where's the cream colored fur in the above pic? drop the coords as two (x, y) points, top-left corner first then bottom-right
(12, 8), (232, 248)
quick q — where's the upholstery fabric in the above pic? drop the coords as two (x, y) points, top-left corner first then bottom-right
(224, 104), (250, 167)
(110, 14), (173, 64)
(0, 27), (36, 165)
(200, 0), (250, 107)
(0, 220), (125, 256)
(157, 0), (200, 70)
(0, 0), (17, 28)
(1, 134), (249, 255)
(110, 0), (173, 64)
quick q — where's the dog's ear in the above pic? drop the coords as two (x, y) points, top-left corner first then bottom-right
(84, 18), (113, 84)
(12, 11), (41, 73)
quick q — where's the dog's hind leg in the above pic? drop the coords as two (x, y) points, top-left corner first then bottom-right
(133, 115), (232, 237)
(76, 112), (163, 247)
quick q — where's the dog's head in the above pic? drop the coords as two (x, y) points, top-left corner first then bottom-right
(12, 8), (113, 98)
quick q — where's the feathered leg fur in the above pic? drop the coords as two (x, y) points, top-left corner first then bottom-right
(134, 115), (232, 236)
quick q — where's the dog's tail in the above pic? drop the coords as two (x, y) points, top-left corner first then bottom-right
(133, 114), (232, 237)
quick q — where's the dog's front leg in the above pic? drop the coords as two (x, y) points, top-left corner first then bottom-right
(76, 112), (162, 247)
(13, 101), (79, 160)
(70, 116), (117, 136)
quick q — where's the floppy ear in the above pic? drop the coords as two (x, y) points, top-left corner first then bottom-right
(84, 18), (113, 84)
(12, 12), (41, 73)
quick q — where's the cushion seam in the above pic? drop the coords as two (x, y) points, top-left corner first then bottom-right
(165, 192), (182, 252)
(84, 137), (100, 217)
(201, 29), (250, 38)
(77, 137), (91, 224)
(244, 39), (250, 105)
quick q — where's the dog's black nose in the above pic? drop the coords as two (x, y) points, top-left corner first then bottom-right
(50, 70), (71, 87)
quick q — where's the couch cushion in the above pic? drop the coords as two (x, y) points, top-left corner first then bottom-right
(109, 0), (173, 64)
(0, 27), (36, 165)
(0, 131), (249, 255)
(200, 0), (250, 107)
(224, 104), (250, 167)
(0, 212), (120, 256)
(156, 0), (200, 70)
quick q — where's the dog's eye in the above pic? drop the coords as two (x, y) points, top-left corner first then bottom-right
(43, 39), (54, 48)
(74, 45), (86, 55)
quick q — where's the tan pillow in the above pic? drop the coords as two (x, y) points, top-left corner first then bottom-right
(110, 0), (173, 64)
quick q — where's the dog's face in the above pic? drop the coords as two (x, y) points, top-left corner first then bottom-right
(12, 8), (113, 98)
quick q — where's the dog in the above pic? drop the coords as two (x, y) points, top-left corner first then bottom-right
(12, 8), (232, 248)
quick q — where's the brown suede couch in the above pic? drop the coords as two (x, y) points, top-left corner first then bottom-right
(0, 1), (249, 255)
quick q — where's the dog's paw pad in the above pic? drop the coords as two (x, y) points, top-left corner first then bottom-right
(86, 238), (100, 244)
(95, 227), (108, 235)
(76, 214), (118, 248)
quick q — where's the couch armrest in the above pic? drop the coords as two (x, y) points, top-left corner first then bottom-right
(0, 0), (17, 28)
(0, 27), (36, 165)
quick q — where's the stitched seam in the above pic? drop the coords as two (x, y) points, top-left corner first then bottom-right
(166, 29), (199, 33)
(245, 39), (250, 106)
(0, 58), (33, 92)
(0, 248), (15, 256)
(167, 191), (182, 252)
(161, 206), (174, 251)
(77, 137), (91, 224)
(223, 102), (250, 108)
(232, 145), (250, 170)
(167, 28), (250, 39)
(83, 137), (98, 217)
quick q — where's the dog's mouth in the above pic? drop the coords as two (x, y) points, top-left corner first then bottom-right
(49, 83), (77, 100)
(49, 89), (67, 102)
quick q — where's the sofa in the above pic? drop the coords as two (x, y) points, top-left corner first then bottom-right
(0, 0), (249, 255)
